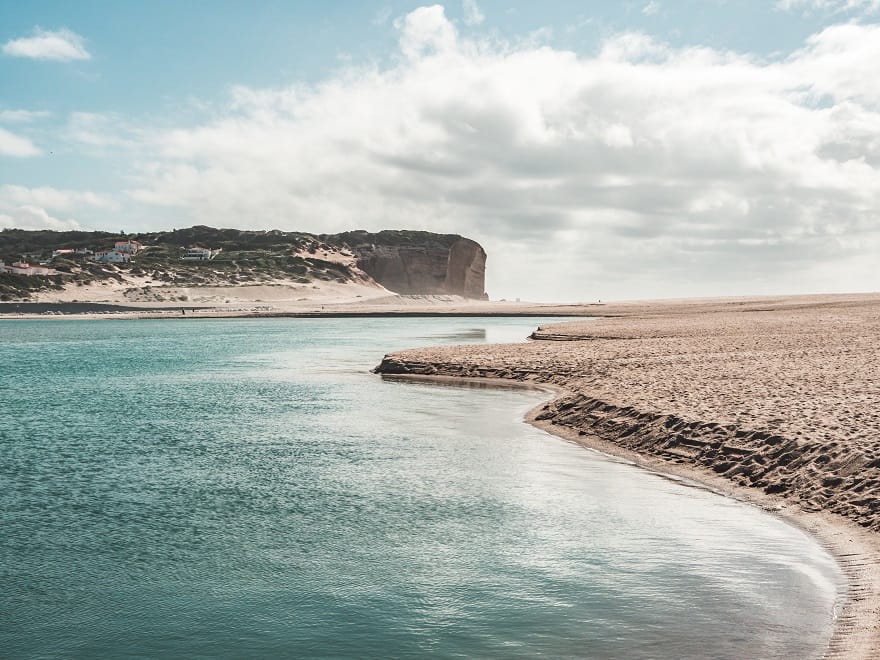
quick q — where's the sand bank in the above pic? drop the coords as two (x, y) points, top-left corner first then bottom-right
(375, 293), (880, 659)
(0, 295), (601, 320)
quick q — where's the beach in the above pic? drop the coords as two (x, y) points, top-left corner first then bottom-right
(0, 293), (600, 320)
(375, 293), (880, 658)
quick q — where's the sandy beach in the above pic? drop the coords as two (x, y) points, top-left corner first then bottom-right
(0, 285), (601, 320)
(375, 293), (880, 659)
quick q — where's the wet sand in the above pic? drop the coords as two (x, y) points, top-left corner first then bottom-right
(375, 293), (880, 659)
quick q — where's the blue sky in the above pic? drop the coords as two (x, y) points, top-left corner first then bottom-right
(0, 1), (846, 119)
(1, 1), (879, 300)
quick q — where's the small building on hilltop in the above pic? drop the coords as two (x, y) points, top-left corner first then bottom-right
(94, 250), (131, 264)
(182, 246), (219, 261)
(114, 240), (142, 254)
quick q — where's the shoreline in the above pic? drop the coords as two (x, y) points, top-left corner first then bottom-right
(379, 371), (879, 659)
(0, 300), (603, 321)
(526, 401), (880, 659)
(0, 310), (597, 320)
(374, 295), (880, 658)
(4, 290), (874, 322)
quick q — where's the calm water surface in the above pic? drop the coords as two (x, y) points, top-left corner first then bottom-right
(0, 318), (843, 658)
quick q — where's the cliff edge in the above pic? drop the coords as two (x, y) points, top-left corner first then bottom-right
(326, 230), (487, 299)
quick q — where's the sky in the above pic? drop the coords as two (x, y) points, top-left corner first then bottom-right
(1, 0), (880, 301)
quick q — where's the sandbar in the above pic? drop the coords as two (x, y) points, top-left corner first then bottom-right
(375, 293), (880, 659)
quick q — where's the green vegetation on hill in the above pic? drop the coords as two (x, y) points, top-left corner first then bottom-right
(0, 229), (122, 255)
(0, 226), (466, 255)
(0, 225), (475, 301)
(0, 273), (64, 301)
(0, 226), (360, 300)
(325, 229), (464, 249)
(147, 226), (316, 251)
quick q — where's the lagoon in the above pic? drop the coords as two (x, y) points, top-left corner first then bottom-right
(0, 317), (842, 658)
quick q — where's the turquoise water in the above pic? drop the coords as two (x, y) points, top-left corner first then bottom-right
(0, 317), (842, 658)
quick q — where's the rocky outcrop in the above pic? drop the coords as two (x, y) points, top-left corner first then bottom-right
(326, 230), (487, 299)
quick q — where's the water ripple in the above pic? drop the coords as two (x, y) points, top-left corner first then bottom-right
(0, 317), (842, 659)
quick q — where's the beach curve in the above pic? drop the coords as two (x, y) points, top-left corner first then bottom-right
(374, 295), (880, 658)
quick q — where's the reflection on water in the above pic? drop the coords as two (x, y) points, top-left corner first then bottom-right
(0, 316), (843, 659)
(417, 327), (488, 342)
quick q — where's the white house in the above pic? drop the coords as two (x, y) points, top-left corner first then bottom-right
(94, 250), (131, 263)
(182, 246), (219, 261)
(114, 240), (142, 254)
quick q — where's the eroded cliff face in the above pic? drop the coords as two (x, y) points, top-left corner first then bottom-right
(445, 239), (487, 299)
(326, 231), (487, 299)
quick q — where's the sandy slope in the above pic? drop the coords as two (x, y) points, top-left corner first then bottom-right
(28, 275), (394, 307)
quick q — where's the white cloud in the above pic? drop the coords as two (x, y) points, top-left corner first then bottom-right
(0, 206), (81, 231)
(0, 128), (40, 157)
(0, 185), (116, 212)
(0, 185), (110, 231)
(2, 27), (90, 61)
(777, 0), (880, 14)
(128, 7), (880, 300)
(0, 109), (51, 123)
(60, 112), (140, 156)
(642, 1), (661, 16)
(65, 112), (128, 146)
(395, 5), (458, 59)
(462, 0), (485, 26)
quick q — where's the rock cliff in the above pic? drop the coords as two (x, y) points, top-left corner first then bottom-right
(326, 230), (487, 299)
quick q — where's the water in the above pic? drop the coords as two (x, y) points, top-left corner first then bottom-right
(0, 317), (843, 658)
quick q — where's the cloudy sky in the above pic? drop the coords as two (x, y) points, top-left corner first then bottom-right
(1, 0), (879, 301)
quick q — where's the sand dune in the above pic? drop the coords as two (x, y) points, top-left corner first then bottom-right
(28, 275), (394, 306)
